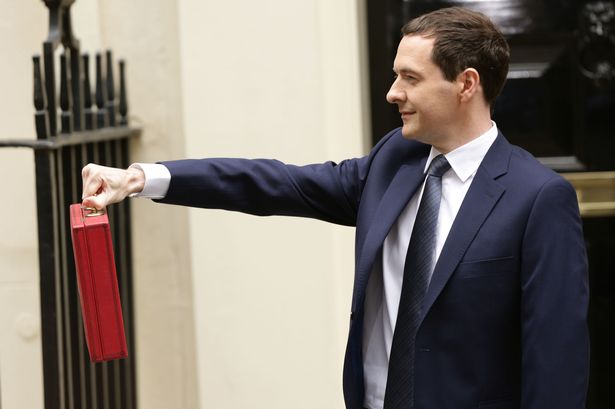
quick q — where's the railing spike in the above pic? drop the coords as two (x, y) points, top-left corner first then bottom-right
(34, 55), (46, 111)
(60, 53), (69, 111)
(70, 47), (83, 132)
(43, 41), (57, 137)
(60, 52), (73, 134)
(82, 53), (95, 131)
(95, 52), (108, 129)
(33, 55), (50, 139)
(119, 60), (128, 126)
(106, 50), (116, 127)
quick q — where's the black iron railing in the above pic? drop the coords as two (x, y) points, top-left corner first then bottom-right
(0, 1), (139, 408)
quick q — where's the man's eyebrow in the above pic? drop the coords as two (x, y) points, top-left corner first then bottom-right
(393, 67), (422, 77)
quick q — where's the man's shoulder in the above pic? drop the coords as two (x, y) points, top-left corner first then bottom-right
(498, 135), (572, 192)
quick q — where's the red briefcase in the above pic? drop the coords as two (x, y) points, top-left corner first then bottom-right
(69, 204), (128, 362)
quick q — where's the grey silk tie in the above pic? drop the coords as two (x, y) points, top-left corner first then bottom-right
(383, 154), (451, 409)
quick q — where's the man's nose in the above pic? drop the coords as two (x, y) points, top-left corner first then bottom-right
(386, 81), (404, 104)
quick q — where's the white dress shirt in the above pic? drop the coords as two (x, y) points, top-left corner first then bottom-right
(128, 162), (171, 199)
(130, 124), (499, 409)
(362, 123), (498, 409)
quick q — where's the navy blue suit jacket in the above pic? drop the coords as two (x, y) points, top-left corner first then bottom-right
(157, 128), (589, 409)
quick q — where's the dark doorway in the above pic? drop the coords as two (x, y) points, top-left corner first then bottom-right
(365, 1), (615, 408)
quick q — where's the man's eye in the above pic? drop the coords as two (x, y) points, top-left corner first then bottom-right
(393, 74), (417, 83)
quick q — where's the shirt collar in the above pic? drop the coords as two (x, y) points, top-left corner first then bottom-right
(424, 121), (499, 183)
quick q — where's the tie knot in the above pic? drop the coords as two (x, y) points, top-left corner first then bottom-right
(427, 154), (451, 178)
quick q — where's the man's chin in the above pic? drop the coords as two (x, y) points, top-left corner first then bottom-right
(401, 126), (430, 145)
(401, 125), (417, 140)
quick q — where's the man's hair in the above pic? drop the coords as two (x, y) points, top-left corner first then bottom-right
(402, 7), (510, 107)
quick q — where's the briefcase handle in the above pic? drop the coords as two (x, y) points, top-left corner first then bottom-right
(82, 206), (106, 217)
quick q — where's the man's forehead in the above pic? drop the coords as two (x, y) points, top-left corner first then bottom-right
(393, 35), (436, 71)
(397, 34), (435, 55)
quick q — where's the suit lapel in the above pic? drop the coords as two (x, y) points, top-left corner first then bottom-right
(352, 157), (427, 312)
(419, 134), (511, 324)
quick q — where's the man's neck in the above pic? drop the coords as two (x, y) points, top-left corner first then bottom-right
(433, 115), (493, 154)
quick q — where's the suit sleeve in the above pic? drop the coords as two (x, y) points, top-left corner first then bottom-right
(153, 129), (399, 226)
(154, 156), (371, 226)
(520, 176), (590, 408)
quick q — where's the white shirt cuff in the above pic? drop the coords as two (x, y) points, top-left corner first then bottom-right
(128, 163), (171, 199)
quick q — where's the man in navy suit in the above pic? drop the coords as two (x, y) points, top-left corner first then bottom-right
(82, 7), (589, 409)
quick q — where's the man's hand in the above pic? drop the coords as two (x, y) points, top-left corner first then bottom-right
(81, 164), (145, 209)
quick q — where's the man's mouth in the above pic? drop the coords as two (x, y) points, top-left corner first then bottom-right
(400, 111), (416, 119)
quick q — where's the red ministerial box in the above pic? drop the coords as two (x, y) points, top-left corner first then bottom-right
(69, 204), (128, 362)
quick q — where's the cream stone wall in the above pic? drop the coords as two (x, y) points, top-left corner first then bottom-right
(0, 0), (369, 408)
(178, 0), (369, 408)
(0, 2), (49, 408)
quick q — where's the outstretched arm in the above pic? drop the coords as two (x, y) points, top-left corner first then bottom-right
(155, 157), (370, 226)
(81, 129), (396, 223)
(81, 156), (371, 226)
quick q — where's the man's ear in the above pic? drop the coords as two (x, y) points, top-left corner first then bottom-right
(457, 68), (481, 102)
